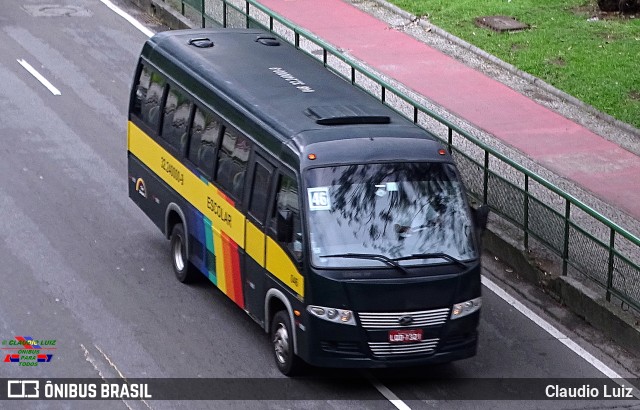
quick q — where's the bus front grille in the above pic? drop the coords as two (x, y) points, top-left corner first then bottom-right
(320, 341), (365, 356)
(368, 338), (439, 356)
(358, 308), (449, 329)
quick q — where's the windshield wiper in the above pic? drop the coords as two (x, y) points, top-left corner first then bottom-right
(319, 253), (410, 275)
(392, 253), (469, 268)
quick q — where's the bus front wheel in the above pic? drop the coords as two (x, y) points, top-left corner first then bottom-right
(170, 223), (196, 283)
(271, 311), (304, 376)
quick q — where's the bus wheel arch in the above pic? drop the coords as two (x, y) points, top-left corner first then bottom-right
(164, 203), (186, 241)
(165, 204), (196, 283)
(271, 310), (304, 376)
(264, 289), (298, 355)
(266, 290), (304, 376)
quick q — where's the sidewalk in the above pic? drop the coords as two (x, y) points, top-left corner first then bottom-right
(258, 0), (640, 223)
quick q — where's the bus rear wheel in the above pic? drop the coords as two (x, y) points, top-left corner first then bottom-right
(170, 223), (196, 283)
(271, 311), (304, 376)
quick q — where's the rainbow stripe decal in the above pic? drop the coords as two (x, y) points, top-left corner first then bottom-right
(128, 121), (304, 303)
(194, 201), (244, 308)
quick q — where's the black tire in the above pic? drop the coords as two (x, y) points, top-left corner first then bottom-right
(271, 310), (304, 376)
(170, 223), (196, 283)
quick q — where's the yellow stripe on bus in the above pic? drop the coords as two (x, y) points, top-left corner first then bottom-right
(128, 121), (304, 299)
(266, 237), (304, 298)
(128, 121), (244, 245)
(245, 221), (265, 267)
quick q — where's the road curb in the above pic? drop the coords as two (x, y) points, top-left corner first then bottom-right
(483, 225), (640, 356)
(128, 0), (193, 29)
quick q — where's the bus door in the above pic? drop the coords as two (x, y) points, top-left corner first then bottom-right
(265, 173), (305, 300)
(243, 154), (275, 323)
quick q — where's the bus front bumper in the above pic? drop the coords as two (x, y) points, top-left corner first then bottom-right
(298, 313), (479, 369)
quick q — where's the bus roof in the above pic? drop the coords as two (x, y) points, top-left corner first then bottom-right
(141, 28), (446, 166)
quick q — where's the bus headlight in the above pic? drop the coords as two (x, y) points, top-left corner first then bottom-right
(450, 297), (481, 319)
(307, 305), (356, 325)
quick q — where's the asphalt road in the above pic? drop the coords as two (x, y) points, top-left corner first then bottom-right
(0, 1), (637, 409)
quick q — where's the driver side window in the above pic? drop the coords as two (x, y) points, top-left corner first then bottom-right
(272, 174), (303, 262)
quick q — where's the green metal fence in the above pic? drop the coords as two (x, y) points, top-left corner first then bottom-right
(176, 0), (640, 314)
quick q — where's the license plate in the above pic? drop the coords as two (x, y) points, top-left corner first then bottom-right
(388, 329), (422, 343)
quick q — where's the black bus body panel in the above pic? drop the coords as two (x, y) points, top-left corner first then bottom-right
(295, 265), (481, 367)
(128, 28), (483, 371)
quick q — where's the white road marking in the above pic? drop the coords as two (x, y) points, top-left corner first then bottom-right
(16, 59), (61, 95)
(81, 343), (135, 410)
(482, 274), (640, 399)
(95, 344), (153, 409)
(99, 0), (154, 38)
(367, 375), (412, 410)
(81, 343), (153, 409)
(95, 344), (129, 381)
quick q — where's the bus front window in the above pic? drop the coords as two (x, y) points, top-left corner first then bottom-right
(305, 162), (477, 269)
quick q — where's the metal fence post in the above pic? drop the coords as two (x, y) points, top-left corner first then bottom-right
(222, 0), (227, 27)
(562, 199), (571, 276)
(245, 1), (250, 28)
(201, 0), (205, 28)
(482, 151), (489, 204)
(606, 229), (615, 301)
(524, 174), (529, 249)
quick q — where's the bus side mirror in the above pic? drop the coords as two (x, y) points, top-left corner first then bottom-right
(276, 209), (294, 243)
(472, 204), (489, 231)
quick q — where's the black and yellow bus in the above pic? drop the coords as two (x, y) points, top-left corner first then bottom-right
(128, 28), (487, 375)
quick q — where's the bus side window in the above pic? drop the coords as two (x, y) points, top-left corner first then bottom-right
(215, 128), (251, 201)
(272, 175), (303, 262)
(160, 85), (192, 156)
(248, 161), (272, 223)
(188, 107), (221, 180)
(131, 64), (150, 119)
(141, 69), (166, 133)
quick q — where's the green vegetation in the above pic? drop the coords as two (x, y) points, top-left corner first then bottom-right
(388, 0), (640, 129)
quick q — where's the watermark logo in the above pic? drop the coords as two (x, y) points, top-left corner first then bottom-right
(7, 380), (40, 398)
(2, 336), (56, 367)
(4, 380), (153, 400)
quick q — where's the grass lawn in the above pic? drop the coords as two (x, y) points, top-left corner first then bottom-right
(387, 0), (640, 129)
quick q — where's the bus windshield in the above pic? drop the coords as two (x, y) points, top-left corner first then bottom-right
(304, 162), (477, 268)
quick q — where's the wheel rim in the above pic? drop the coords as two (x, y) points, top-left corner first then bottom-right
(273, 323), (289, 365)
(172, 235), (185, 272)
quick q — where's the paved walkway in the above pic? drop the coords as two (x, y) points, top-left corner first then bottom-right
(258, 0), (640, 222)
